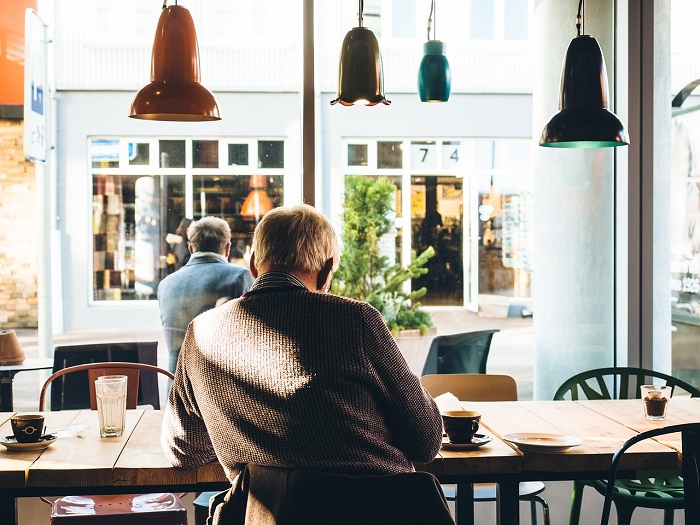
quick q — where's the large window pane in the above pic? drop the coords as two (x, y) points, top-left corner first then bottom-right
(470, 0), (494, 40)
(92, 173), (185, 301)
(411, 175), (464, 306)
(193, 174), (284, 263)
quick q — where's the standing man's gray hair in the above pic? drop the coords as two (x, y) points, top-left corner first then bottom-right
(187, 217), (231, 254)
(252, 204), (339, 273)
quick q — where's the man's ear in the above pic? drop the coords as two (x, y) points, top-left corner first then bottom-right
(316, 258), (334, 292)
(188, 244), (195, 255)
(249, 252), (259, 278)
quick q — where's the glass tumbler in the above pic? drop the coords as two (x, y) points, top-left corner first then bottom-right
(640, 385), (672, 420)
(95, 375), (128, 437)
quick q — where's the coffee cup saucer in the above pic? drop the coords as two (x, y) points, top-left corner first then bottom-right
(0, 434), (57, 452)
(441, 433), (492, 450)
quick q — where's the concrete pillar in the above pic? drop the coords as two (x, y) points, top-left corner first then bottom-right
(532, 0), (617, 399)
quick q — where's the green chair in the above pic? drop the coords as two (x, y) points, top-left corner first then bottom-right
(553, 367), (700, 525)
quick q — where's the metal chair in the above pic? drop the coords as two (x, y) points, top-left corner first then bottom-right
(39, 361), (186, 525)
(51, 341), (162, 409)
(421, 328), (500, 376)
(600, 423), (700, 525)
(421, 373), (550, 525)
(554, 367), (700, 525)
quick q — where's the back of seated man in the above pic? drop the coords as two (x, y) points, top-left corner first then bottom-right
(157, 216), (254, 374)
(161, 204), (442, 479)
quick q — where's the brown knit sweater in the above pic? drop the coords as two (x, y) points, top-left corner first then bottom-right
(161, 280), (442, 480)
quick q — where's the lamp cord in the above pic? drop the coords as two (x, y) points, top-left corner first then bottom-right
(576, 0), (583, 36)
(427, 0), (435, 41)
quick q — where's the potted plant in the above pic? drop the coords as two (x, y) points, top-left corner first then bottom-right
(332, 176), (435, 338)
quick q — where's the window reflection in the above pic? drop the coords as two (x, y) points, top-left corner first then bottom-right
(92, 174), (185, 301)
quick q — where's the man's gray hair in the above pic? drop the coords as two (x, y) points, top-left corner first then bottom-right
(187, 216), (231, 254)
(252, 204), (339, 273)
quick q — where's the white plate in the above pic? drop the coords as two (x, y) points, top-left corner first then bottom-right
(441, 433), (493, 450)
(0, 435), (57, 452)
(502, 432), (583, 453)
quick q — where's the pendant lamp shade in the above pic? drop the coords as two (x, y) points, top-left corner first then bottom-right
(418, 41), (451, 102)
(241, 175), (274, 221)
(129, 5), (221, 121)
(540, 35), (628, 148)
(330, 26), (390, 106)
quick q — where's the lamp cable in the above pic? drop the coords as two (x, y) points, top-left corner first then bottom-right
(426, 0), (435, 41)
(576, 0), (583, 36)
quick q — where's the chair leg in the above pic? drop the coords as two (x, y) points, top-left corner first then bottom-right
(524, 495), (550, 525)
(662, 507), (674, 525)
(614, 500), (636, 525)
(568, 480), (585, 525)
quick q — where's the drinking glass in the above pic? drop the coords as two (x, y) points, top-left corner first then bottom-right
(95, 375), (128, 437)
(640, 385), (672, 420)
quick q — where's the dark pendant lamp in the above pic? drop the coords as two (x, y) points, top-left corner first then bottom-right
(130, 1), (221, 121)
(418, 0), (451, 103)
(330, 0), (390, 106)
(539, 0), (628, 148)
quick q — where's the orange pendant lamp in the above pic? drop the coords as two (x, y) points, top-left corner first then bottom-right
(240, 175), (274, 222)
(129, 2), (221, 121)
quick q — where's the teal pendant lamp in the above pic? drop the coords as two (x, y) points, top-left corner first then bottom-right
(331, 0), (390, 106)
(130, 1), (221, 121)
(418, 0), (451, 102)
(540, 0), (628, 148)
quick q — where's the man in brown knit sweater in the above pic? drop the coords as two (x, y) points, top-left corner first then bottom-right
(161, 204), (442, 481)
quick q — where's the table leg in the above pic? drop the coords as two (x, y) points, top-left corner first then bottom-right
(454, 482), (474, 525)
(0, 496), (17, 525)
(0, 372), (14, 412)
(496, 481), (519, 525)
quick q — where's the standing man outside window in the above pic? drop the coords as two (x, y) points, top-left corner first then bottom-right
(157, 216), (254, 374)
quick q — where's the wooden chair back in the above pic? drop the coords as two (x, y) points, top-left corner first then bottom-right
(420, 373), (518, 401)
(40, 362), (174, 411)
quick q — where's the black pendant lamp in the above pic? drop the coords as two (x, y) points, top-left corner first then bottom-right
(539, 0), (628, 148)
(331, 0), (390, 106)
(418, 0), (451, 103)
(130, 1), (221, 121)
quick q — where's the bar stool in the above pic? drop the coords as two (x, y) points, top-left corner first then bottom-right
(50, 494), (187, 525)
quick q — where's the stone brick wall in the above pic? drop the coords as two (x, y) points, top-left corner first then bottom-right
(0, 119), (38, 328)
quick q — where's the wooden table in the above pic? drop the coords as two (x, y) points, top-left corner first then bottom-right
(0, 399), (698, 525)
(446, 398), (700, 525)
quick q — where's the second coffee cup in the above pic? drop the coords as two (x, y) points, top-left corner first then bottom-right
(442, 410), (481, 444)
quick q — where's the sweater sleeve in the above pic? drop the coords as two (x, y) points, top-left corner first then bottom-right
(161, 323), (218, 469)
(359, 303), (443, 464)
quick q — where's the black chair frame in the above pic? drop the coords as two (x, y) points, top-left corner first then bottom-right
(421, 328), (500, 376)
(600, 423), (700, 525)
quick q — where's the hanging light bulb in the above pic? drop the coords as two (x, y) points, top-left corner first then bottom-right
(331, 0), (390, 106)
(418, 0), (451, 103)
(539, 0), (628, 148)
(130, 2), (221, 121)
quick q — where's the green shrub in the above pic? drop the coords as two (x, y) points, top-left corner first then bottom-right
(332, 176), (434, 335)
